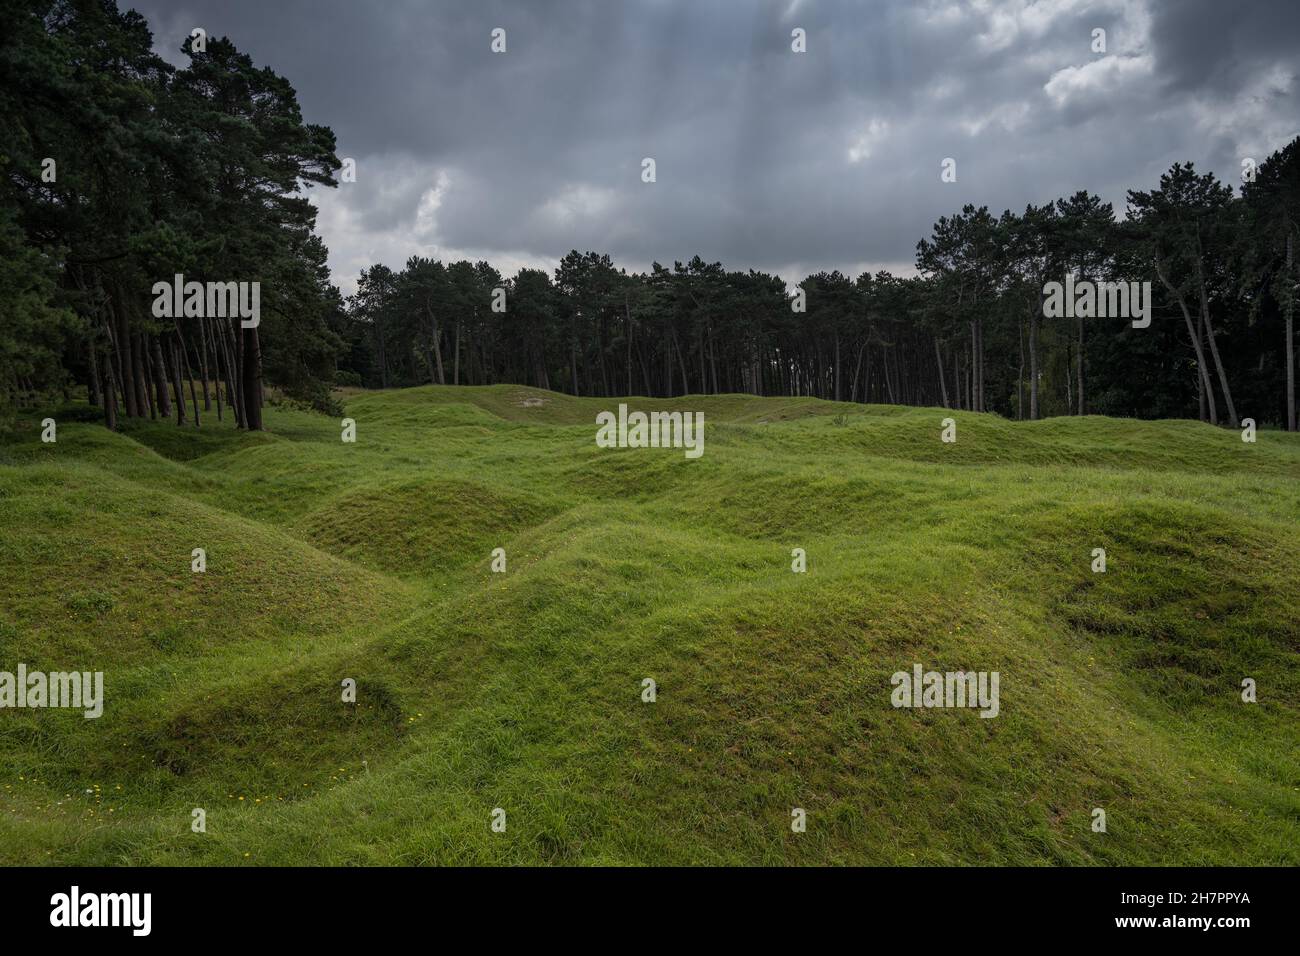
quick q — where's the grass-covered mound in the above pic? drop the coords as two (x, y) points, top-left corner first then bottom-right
(0, 385), (1296, 865)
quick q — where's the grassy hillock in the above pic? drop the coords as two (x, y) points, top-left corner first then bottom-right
(1, 385), (1297, 865)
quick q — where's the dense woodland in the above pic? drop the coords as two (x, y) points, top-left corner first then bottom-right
(2, 0), (342, 431)
(3, 1), (1297, 432)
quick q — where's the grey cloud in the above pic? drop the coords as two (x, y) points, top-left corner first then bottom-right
(128, 0), (1300, 294)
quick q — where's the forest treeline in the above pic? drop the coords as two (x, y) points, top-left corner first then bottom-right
(2, 0), (342, 431)
(347, 154), (1298, 429)
(3, 1), (1297, 431)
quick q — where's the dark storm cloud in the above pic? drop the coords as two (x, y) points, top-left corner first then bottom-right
(127, 0), (1300, 293)
(1149, 0), (1300, 94)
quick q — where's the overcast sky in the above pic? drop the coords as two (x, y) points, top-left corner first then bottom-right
(129, 0), (1299, 295)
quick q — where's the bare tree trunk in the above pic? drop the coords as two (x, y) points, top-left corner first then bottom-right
(425, 303), (446, 384)
(132, 334), (150, 419)
(1077, 259), (1087, 415)
(240, 325), (262, 430)
(143, 343), (158, 420)
(933, 336), (949, 409)
(171, 320), (201, 427)
(225, 319), (245, 428)
(208, 319), (224, 422)
(454, 318), (461, 385)
(185, 348), (201, 426)
(1029, 304), (1040, 421)
(168, 336), (187, 425)
(88, 338), (102, 408)
(625, 295), (633, 396)
(150, 335), (172, 420)
(100, 322), (118, 431)
(599, 315), (612, 396)
(884, 344), (896, 404)
(1288, 233), (1296, 431)
(375, 315), (389, 389)
(671, 327), (690, 396)
(198, 316), (212, 411)
(1017, 319), (1024, 420)
(1065, 342), (1073, 413)
(708, 322), (719, 394)
(1194, 231), (1238, 427)
(834, 333), (842, 402)
(1198, 359), (1207, 421)
(697, 330), (707, 394)
(570, 336), (580, 397)
(113, 299), (138, 419)
(1155, 256), (1218, 425)
(1198, 311), (1218, 424)
(1076, 313), (1085, 415)
(851, 341), (866, 403)
(953, 347), (961, 411)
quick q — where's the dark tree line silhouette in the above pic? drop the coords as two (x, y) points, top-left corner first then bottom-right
(345, 153), (1298, 428)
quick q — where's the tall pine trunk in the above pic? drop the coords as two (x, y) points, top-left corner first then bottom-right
(1029, 300), (1040, 416)
(454, 319), (461, 385)
(168, 335), (187, 425)
(150, 335), (172, 420)
(198, 318), (212, 411)
(1194, 231), (1238, 426)
(1076, 313), (1085, 415)
(132, 334), (149, 419)
(1156, 256), (1218, 425)
(241, 325), (263, 430)
(101, 345), (118, 430)
(1287, 233), (1296, 431)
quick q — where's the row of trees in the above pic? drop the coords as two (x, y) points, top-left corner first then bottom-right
(3, 2), (1296, 430)
(2, 0), (342, 431)
(344, 146), (1298, 427)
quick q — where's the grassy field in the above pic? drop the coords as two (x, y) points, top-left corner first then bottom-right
(0, 384), (1297, 865)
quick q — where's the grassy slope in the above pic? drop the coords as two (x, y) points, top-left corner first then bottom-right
(0, 384), (1296, 865)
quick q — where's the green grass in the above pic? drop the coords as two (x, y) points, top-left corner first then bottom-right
(0, 384), (1297, 865)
